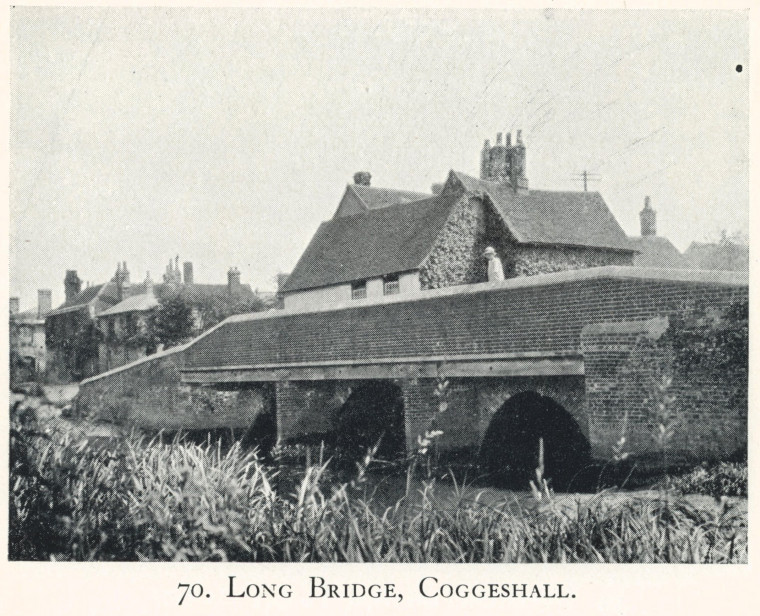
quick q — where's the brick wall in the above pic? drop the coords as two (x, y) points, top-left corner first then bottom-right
(76, 348), (269, 430)
(186, 274), (746, 369)
(581, 316), (747, 463)
(400, 378), (438, 452)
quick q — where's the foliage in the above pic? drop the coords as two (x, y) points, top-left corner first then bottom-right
(664, 298), (748, 379)
(195, 294), (266, 331)
(146, 293), (196, 348)
(10, 415), (747, 563)
(664, 462), (747, 499)
(144, 291), (267, 350)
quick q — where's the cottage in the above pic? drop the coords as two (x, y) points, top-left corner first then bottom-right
(46, 259), (264, 380)
(9, 290), (52, 383)
(629, 197), (689, 269)
(280, 132), (636, 310)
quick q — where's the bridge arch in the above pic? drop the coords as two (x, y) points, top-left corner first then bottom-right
(334, 380), (406, 466)
(479, 390), (591, 490)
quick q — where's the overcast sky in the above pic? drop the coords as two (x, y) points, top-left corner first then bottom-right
(10, 8), (748, 309)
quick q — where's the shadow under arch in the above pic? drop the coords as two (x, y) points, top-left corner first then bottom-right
(479, 390), (591, 490)
(334, 381), (406, 468)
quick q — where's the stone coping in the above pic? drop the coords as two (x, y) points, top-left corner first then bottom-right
(231, 266), (747, 323)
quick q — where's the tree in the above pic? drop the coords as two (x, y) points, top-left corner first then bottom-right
(195, 294), (266, 332)
(145, 291), (267, 350)
(147, 293), (196, 349)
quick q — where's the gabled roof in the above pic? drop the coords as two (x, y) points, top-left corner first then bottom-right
(447, 171), (634, 251)
(281, 192), (462, 293)
(47, 282), (120, 317)
(683, 241), (749, 271)
(629, 236), (688, 269)
(98, 292), (159, 317)
(334, 184), (430, 217)
(10, 309), (46, 325)
(351, 184), (430, 210)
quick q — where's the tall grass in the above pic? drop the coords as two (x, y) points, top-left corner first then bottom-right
(10, 423), (747, 563)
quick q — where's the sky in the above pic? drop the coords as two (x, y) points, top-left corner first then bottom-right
(9, 8), (749, 310)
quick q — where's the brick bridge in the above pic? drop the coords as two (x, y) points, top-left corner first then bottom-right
(76, 267), (748, 471)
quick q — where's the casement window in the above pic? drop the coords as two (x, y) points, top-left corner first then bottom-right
(383, 274), (400, 296)
(351, 280), (367, 300)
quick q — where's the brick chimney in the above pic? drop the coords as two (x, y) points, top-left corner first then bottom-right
(64, 270), (82, 302)
(353, 171), (371, 186)
(38, 289), (52, 317)
(10, 297), (20, 315)
(480, 139), (491, 179)
(228, 267), (241, 295)
(640, 196), (656, 237)
(183, 261), (194, 285)
(508, 130), (528, 191)
(144, 272), (154, 297)
(480, 130), (528, 190)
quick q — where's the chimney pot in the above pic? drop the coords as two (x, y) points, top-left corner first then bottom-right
(183, 261), (194, 285)
(506, 132), (512, 147)
(516, 130), (523, 145)
(353, 171), (371, 186)
(38, 289), (52, 317)
(639, 196), (657, 236)
(496, 132), (503, 145)
(228, 267), (242, 295)
(64, 270), (82, 302)
(145, 272), (154, 296)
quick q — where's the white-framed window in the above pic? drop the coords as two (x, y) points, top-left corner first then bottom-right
(383, 274), (400, 296)
(351, 280), (367, 300)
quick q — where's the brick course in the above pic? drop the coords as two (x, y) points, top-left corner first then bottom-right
(186, 275), (745, 369)
(77, 269), (747, 466)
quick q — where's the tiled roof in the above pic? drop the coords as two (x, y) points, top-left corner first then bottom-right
(281, 192), (462, 293)
(350, 184), (430, 210)
(98, 292), (159, 317)
(48, 279), (256, 317)
(683, 241), (749, 271)
(176, 283), (255, 302)
(10, 309), (46, 325)
(56, 284), (105, 310)
(448, 171), (634, 251)
(47, 283), (120, 316)
(629, 236), (688, 269)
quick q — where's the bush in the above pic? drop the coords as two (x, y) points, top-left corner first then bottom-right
(666, 461), (748, 498)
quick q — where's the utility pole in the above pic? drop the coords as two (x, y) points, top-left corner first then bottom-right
(570, 170), (602, 192)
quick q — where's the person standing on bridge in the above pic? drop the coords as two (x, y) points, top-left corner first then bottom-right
(484, 246), (505, 282)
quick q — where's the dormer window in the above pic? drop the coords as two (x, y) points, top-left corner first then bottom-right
(351, 280), (367, 300)
(383, 274), (400, 296)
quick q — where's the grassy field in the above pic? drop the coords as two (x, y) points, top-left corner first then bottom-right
(10, 408), (747, 563)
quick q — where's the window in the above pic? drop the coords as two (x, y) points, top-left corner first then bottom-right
(383, 274), (400, 296)
(351, 280), (367, 300)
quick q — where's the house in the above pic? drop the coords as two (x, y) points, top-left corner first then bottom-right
(628, 196), (689, 269)
(45, 270), (121, 382)
(280, 131), (636, 310)
(683, 234), (749, 271)
(46, 259), (263, 380)
(95, 259), (263, 372)
(9, 290), (52, 383)
(332, 171), (430, 217)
